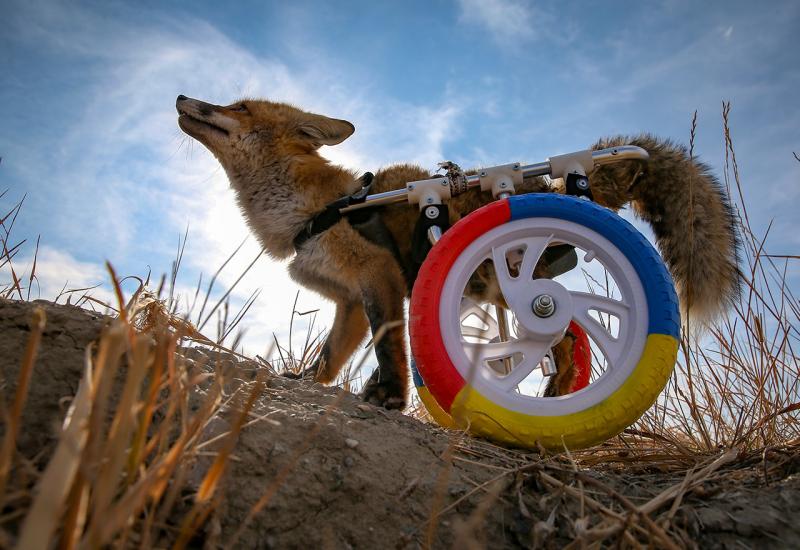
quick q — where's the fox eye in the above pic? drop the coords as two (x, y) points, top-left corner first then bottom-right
(230, 103), (249, 113)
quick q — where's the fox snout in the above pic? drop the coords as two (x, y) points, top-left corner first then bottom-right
(176, 95), (216, 118)
(176, 95), (242, 148)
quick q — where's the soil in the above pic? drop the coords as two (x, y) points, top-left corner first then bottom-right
(1, 298), (799, 549)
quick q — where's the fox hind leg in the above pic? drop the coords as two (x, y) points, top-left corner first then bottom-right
(544, 330), (580, 397)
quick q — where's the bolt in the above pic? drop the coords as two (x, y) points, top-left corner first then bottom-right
(499, 181), (507, 188)
(441, 180), (448, 186)
(540, 355), (557, 377)
(424, 206), (438, 219)
(532, 294), (555, 318)
(480, 171), (486, 177)
(426, 197), (434, 204)
(576, 178), (589, 190)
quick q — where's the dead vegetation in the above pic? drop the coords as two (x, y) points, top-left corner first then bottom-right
(0, 105), (798, 548)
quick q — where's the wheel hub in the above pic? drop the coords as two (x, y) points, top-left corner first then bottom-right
(512, 279), (573, 339)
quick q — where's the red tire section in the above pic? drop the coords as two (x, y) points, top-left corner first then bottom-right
(409, 200), (512, 411)
(569, 321), (591, 392)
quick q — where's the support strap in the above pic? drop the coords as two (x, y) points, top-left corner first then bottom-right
(293, 173), (374, 249)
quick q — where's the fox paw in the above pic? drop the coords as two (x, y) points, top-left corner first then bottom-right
(360, 378), (407, 410)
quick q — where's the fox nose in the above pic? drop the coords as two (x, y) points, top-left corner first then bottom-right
(177, 94), (188, 101)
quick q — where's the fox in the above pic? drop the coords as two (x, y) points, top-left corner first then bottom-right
(176, 94), (740, 410)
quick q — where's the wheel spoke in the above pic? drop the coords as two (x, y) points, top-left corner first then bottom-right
(570, 292), (630, 364)
(494, 353), (544, 392)
(462, 339), (524, 362)
(460, 297), (499, 341)
(491, 235), (553, 305)
(462, 337), (552, 392)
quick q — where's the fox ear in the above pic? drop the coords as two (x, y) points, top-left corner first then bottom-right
(298, 114), (355, 147)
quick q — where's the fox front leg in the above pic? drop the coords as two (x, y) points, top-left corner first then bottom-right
(290, 222), (409, 409)
(356, 256), (409, 410)
(282, 300), (369, 382)
(313, 300), (370, 383)
(285, 260), (371, 382)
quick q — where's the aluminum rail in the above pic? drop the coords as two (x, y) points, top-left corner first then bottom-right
(340, 145), (649, 214)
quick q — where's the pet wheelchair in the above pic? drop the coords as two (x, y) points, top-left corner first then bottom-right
(341, 146), (680, 450)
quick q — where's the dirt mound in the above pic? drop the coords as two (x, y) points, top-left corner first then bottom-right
(2, 298), (799, 548)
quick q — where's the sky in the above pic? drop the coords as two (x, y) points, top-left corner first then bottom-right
(1, 0), (799, 373)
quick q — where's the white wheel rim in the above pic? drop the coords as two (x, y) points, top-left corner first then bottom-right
(440, 217), (649, 416)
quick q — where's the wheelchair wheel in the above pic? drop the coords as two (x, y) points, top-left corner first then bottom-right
(409, 194), (680, 450)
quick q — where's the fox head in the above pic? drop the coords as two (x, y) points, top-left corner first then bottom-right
(176, 95), (357, 259)
(176, 95), (355, 174)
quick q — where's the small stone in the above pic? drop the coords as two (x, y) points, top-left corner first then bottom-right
(345, 438), (359, 449)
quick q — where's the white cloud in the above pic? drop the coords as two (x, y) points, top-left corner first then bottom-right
(4, 3), (466, 362)
(457, 0), (538, 44)
(2, 245), (114, 306)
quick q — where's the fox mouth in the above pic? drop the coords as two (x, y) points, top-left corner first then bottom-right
(177, 110), (230, 136)
(176, 94), (230, 138)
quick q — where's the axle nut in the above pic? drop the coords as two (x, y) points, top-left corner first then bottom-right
(532, 294), (555, 318)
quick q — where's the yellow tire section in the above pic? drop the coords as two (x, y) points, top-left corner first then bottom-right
(448, 334), (678, 450)
(416, 386), (457, 429)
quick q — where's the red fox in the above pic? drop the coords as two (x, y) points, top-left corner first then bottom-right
(177, 95), (740, 410)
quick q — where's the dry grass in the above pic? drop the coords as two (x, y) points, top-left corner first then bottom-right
(0, 103), (798, 548)
(614, 102), (799, 460)
(0, 264), (280, 547)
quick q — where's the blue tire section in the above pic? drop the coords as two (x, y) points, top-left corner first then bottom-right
(410, 358), (425, 388)
(507, 194), (680, 339)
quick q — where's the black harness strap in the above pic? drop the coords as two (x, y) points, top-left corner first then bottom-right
(293, 172), (375, 250)
(294, 174), (582, 286)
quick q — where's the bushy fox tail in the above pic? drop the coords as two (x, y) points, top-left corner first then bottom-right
(588, 134), (741, 325)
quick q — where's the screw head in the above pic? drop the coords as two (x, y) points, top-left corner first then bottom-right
(576, 178), (589, 190)
(426, 197), (434, 204)
(500, 181), (507, 188)
(480, 171), (486, 177)
(532, 294), (556, 318)
(441, 180), (448, 186)
(424, 206), (438, 219)
(409, 184), (415, 191)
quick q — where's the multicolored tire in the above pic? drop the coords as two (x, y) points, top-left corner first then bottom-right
(409, 194), (680, 450)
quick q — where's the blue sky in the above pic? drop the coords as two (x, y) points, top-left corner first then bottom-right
(1, 0), (798, 362)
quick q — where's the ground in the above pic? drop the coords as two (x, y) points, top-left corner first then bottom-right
(1, 298), (799, 548)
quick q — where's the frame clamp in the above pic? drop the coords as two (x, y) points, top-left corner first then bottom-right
(549, 149), (594, 200)
(407, 176), (452, 210)
(478, 163), (523, 199)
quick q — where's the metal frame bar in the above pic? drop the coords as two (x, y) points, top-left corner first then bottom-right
(340, 145), (649, 214)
